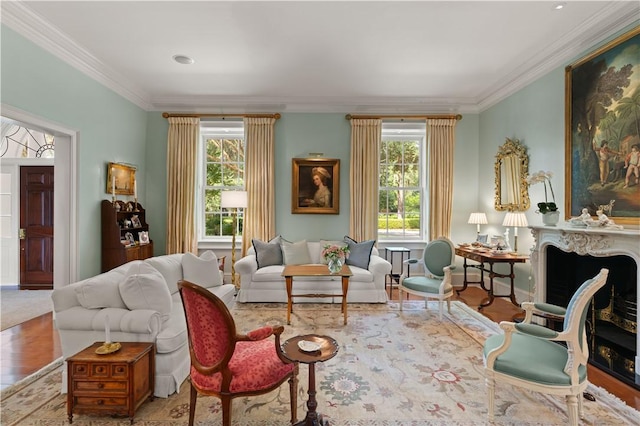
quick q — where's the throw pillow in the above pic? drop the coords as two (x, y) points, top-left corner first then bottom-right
(183, 251), (222, 288)
(252, 236), (283, 269)
(343, 236), (375, 269)
(281, 240), (312, 265)
(319, 239), (349, 264)
(119, 261), (172, 321)
(75, 274), (127, 309)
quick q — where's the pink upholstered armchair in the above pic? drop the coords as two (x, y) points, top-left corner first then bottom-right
(178, 280), (298, 426)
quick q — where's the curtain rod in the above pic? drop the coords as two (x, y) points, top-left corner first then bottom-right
(345, 114), (462, 121)
(162, 112), (281, 120)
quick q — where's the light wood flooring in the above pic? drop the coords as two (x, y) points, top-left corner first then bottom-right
(1, 286), (638, 410)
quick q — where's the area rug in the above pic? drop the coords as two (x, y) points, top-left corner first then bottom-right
(0, 288), (53, 331)
(1, 301), (637, 425)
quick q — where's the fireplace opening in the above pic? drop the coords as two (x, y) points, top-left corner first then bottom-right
(545, 245), (638, 390)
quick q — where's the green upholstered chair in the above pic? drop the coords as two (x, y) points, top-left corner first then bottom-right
(398, 237), (455, 319)
(483, 268), (609, 426)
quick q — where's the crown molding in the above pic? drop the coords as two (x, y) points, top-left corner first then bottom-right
(477, 2), (639, 112)
(1, 1), (153, 111)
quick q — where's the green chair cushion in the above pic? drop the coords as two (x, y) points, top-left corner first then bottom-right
(402, 276), (452, 294)
(484, 333), (586, 386)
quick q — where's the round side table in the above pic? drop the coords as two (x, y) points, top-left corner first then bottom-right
(282, 334), (339, 426)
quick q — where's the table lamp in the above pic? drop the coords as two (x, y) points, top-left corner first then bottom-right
(221, 191), (248, 288)
(468, 212), (488, 237)
(502, 211), (528, 252)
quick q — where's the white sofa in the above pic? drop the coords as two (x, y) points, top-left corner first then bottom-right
(235, 240), (391, 303)
(51, 251), (235, 398)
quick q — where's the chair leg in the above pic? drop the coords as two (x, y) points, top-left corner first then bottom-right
(438, 301), (443, 320)
(188, 382), (198, 426)
(578, 392), (584, 419)
(221, 395), (232, 426)
(486, 376), (495, 422)
(446, 299), (451, 314)
(399, 288), (404, 311)
(565, 394), (579, 426)
(289, 371), (298, 424)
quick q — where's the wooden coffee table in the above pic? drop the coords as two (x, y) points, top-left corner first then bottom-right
(282, 264), (353, 325)
(66, 342), (155, 424)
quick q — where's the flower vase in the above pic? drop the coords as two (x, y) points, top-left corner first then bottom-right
(327, 258), (343, 274)
(542, 211), (560, 226)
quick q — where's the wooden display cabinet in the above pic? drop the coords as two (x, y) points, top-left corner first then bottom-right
(101, 200), (154, 272)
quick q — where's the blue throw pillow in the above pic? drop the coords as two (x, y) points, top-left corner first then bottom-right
(252, 236), (283, 269)
(343, 236), (375, 269)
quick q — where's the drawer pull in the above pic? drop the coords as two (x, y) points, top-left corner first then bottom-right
(97, 399), (104, 405)
(98, 383), (104, 389)
(97, 367), (105, 373)
(116, 367), (125, 373)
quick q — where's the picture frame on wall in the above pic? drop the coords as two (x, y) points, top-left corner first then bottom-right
(107, 162), (136, 196)
(291, 157), (340, 214)
(565, 27), (640, 225)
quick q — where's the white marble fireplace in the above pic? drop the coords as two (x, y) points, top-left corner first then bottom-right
(530, 224), (639, 387)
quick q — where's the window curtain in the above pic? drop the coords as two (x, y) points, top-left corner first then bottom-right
(242, 117), (276, 256)
(166, 117), (199, 254)
(349, 118), (381, 242)
(427, 118), (457, 240)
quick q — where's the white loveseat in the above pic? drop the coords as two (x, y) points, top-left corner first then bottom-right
(51, 251), (235, 398)
(235, 239), (391, 303)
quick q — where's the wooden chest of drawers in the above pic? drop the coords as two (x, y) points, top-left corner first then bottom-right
(66, 342), (155, 424)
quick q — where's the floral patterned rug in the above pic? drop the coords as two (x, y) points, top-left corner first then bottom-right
(2, 301), (637, 425)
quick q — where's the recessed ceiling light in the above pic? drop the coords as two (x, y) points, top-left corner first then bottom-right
(173, 55), (195, 65)
(553, 3), (566, 10)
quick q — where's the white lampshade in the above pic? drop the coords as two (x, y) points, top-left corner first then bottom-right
(502, 212), (528, 228)
(468, 212), (488, 225)
(220, 191), (248, 208)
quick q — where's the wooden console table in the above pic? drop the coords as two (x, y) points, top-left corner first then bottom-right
(455, 246), (528, 310)
(282, 264), (352, 325)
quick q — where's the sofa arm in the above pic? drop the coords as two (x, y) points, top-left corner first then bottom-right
(235, 254), (258, 276)
(52, 283), (82, 312)
(368, 255), (392, 276)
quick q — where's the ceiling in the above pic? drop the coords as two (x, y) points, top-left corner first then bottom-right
(2, 1), (638, 114)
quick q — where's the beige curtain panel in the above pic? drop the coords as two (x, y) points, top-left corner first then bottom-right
(242, 117), (276, 256)
(166, 117), (199, 254)
(349, 118), (382, 242)
(427, 118), (457, 240)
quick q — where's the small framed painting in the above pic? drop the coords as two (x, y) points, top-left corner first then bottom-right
(138, 231), (150, 245)
(107, 162), (136, 196)
(291, 158), (340, 214)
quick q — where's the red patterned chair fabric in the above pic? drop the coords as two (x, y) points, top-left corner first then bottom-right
(179, 280), (298, 426)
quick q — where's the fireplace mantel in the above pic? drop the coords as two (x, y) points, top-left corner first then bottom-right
(529, 224), (640, 386)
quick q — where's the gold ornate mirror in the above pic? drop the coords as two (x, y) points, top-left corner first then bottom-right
(494, 138), (530, 211)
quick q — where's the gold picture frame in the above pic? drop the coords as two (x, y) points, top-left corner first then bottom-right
(291, 158), (340, 214)
(565, 26), (640, 225)
(106, 162), (136, 196)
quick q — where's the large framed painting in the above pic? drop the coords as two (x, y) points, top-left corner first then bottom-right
(291, 158), (340, 214)
(107, 162), (136, 196)
(565, 26), (640, 225)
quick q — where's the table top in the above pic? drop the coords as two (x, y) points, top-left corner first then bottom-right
(455, 245), (528, 262)
(282, 264), (352, 277)
(385, 246), (410, 252)
(68, 342), (154, 363)
(281, 334), (339, 364)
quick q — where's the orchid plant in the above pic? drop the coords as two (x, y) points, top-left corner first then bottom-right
(526, 170), (558, 214)
(322, 244), (350, 263)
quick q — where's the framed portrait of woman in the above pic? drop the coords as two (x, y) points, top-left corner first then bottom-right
(291, 158), (340, 214)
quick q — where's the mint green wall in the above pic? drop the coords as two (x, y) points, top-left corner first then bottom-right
(144, 112), (169, 254)
(1, 25), (148, 279)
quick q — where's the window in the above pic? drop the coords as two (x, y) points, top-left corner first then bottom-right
(378, 122), (426, 240)
(198, 121), (245, 239)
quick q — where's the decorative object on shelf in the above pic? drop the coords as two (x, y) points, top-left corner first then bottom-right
(114, 202), (121, 212)
(221, 190), (248, 288)
(123, 218), (132, 229)
(124, 232), (135, 246)
(526, 170), (558, 215)
(468, 212), (488, 237)
(322, 244), (350, 274)
(569, 207), (592, 227)
(502, 211), (528, 252)
(131, 214), (142, 228)
(139, 231), (150, 244)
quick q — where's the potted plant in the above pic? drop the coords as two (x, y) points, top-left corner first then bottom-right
(526, 170), (560, 225)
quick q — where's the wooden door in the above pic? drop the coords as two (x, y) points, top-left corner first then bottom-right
(20, 166), (54, 289)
